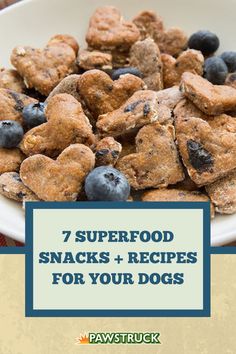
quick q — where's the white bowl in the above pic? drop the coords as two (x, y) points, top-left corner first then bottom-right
(0, 0), (236, 246)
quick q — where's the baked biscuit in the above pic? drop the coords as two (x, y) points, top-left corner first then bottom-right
(95, 137), (122, 166)
(162, 49), (204, 88)
(0, 148), (25, 174)
(142, 188), (215, 218)
(20, 93), (95, 157)
(0, 172), (38, 202)
(0, 88), (37, 125)
(206, 170), (236, 214)
(77, 69), (145, 119)
(11, 34), (78, 95)
(97, 90), (162, 137)
(180, 72), (236, 115)
(78, 50), (112, 71)
(20, 144), (95, 201)
(130, 38), (163, 90)
(0, 68), (26, 93)
(176, 114), (236, 185)
(117, 122), (184, 189)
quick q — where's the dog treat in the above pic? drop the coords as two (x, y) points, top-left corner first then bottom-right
(97, 90), (162, 137)
(11, 34), (78, 96)
(0, 148), (25, 174)
(117, 122), (184, 189)
(152, 27), (188, 57)
(174, 173), (199, 192)
(78, 50), (112, 71)
(180, 72), (236, 115)
(0, 88), (37, 125)
(47, 74), (81, 101)
(206, 170), (236, 214)
(0, 172), (39, 202)
(174, 98), (208, 121)
(47, 34), (79, 55)
(156, 104), (173, 125)
(176, 114), (236, 186)
(117, 132), (137, 158)
(46, 74), (94, 124)
(95, 137), (122, 166)
(132, 10), (164, 40)
(156, 86), (184, 110)
(20, 144), (95, 201)
(142, 188), (215, 218)
(130, 38), (163, 90)
(86, 6), (140, 67)
(20, 93), (95, 157)
(77, 69), (145, 119)
(162, 49), (204, 88)
(0, 68), (26, 93)
(86, 6), (140, 51)
(133, 11), (187, 57)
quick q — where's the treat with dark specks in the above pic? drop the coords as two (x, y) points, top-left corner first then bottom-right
(0, 172), (39, 203)
(95, 137), (122, 166)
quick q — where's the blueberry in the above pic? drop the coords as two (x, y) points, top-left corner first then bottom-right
(0, 120), (24, 148)
(204, 57), (228, 85)
(22, 102), (46, 128)
(220, 51), (236, 73)
(111, 67), (142, 80)
(85, 166), (130, 201)
(188, 30), (220, 56)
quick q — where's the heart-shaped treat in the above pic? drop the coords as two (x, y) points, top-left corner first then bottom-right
(47, 74), (81, 102)
(174, 98), (208, 121)
(20, 93), (95, 157)
(161, 50), (204, 88)
(206, 170), (236, 214)
(176, 114), (236, 186)
(142, 188), (215, 218)
(78, 50), (113, 71)
(156, 86), (184, 110)
(96, 90), (172, 137)
(116, 122), (184, 189)
(0, 148), (25, 174)
(20, 144), (95, 201)
(0, 88), (37, 125)
(86, 6), (140, 51)
(130, 38), (163, 91)
(132, 10), (164, 40)
(152, 27), (188, 57)
(11, 35), (78, 96)
(0, 172), (39, 203)
(180, 72), (236, 115)
(133, 11), (187, 57)
(95, 137), (122, 167)
(0, 68), (26, 93)
(77, 69), (146, 119)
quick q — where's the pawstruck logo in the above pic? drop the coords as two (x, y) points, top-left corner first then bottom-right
(75, 332), (161, 345)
